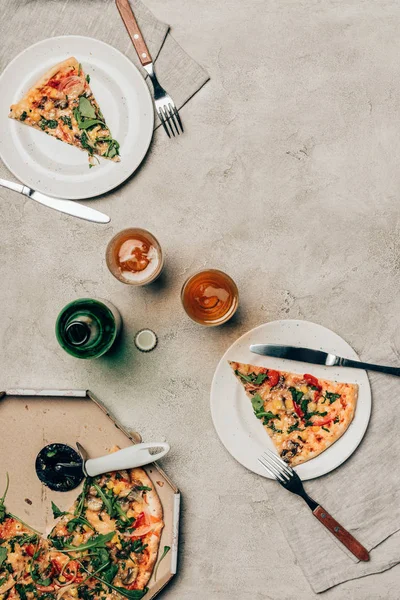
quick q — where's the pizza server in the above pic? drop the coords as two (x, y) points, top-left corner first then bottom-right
(36, 442), (170, 491)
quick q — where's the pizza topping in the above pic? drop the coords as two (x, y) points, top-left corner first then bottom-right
(121, 565), (139, 586)
(267, 370), (280, 388)
(39, 118), (58, 130)
(281, 440), (300, 461)
(303, 374), (320, 389)
(58, 75), (85, 98)
(322, 391), (341, 404)
(0, 474), (10, 523)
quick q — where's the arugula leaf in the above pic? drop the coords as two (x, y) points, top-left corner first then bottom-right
(86, 74), (90, 83)
(39, 118), (58, 130)
(51, 501), (68, 519)
(251, 393), (264, 412)
(135, 486), (152, 492)
(300, 398), (309, 415)
(30, 559), (52, 586)
(258, 411), (279, 421)
(66, 515), (95, 533)
(92, 483), (114, 516)
(116, 516), (135, 532)
(79, 131), (94, 155)
(268, 422), (283, 434)
(324, 392), (341, 405)
(20, 111), (27, 121)
(322, 426), (330, 432)
(15, 584), (28, 600)
(60, 115), (72, 129)
(105, 139), (120, 158)
(288, 387), (304, 404)
(102, 563), (118, 584)
(0, 576), (7, 586)
(78, 96), (96, 119)
(74, 478), (90, 518)
(0, 473), (9, 523)
(253, 372), (268, 385)
(287, 422), (303, 434)
(334, 416), (340, 423)
(235, 370), (254, 383)
(154, 545), (170, 582)
(306, 410), (328, 418)
(0, 547), (7, 568)
(57, 531), (114, 552)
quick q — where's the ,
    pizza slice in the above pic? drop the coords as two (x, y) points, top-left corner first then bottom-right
(230, 361), (358, 466)
(48, 458), (164, 598)
(9, 57), (120, 166)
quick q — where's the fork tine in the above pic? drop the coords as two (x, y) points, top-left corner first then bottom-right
(260, 455), (289, 482)
(173, 106), (184, 133)
(263, 449), (292, 477)
(258, 456), (286, 483)
(161, 106), (175, 137)
(157, 108), (170, 138)
(167, 104), (180, 135)
(257, 460), (278, 480)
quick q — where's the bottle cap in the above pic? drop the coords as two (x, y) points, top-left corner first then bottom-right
(134, 329), (158, 352)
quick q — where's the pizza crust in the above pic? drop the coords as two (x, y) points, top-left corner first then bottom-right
(10, 57), (79, 116)
(129, 468), (164, 590)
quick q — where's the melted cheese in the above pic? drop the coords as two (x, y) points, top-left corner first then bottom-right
(85, 509), (115, 534)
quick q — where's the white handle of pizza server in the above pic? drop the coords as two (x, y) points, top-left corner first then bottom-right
(85, 443), (170, 477)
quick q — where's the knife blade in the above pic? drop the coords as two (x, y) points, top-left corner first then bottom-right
(0, 178), (110, 224)
(249, 344), (400, 377)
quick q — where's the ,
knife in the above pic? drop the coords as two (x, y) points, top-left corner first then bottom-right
(250, 344), (400, 377)
(0, 178), (110, 224)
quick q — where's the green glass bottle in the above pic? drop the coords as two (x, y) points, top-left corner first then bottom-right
(56, 298), (121, 359)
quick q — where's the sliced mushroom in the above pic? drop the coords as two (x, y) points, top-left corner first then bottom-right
(54, 99), (68, 109)
(118, 499), (130, 512)
(121, 565), (138, 586)
(281, 440), (300, 462)
(118, 487), (131, 499)
(127, 489), (144, 503)
(86, 495), (103, 511)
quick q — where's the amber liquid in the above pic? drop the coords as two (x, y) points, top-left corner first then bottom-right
(106, 228), (163, 286)
(181, 269), (239, 326)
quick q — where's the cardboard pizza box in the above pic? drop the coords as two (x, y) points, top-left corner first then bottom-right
(0, 389), (180, 600)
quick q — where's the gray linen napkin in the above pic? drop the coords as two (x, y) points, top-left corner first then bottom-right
(126, 0), (209, 129)
(265, 363), (400, 593)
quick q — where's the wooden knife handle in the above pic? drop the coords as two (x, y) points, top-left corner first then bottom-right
(313, 505), (369, 561)
(115, 0), (152, 66)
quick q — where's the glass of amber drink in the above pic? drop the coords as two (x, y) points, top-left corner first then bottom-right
(106, 228), (163, 286)
(181, 269), (239, 326)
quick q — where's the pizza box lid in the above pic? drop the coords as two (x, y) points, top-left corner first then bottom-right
(0, 388), (180, 600)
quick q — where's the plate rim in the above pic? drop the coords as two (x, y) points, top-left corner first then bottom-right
(210, 318), (372, 480)
(0, 35), (154, 200)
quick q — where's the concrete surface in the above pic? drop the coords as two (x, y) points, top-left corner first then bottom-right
(1, 0), (400, 598)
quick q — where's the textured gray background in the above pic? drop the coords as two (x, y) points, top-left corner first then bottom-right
(1, 0), (400, 598)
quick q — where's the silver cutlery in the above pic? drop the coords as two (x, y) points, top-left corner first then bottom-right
(116, 0), (184, 138)
(250, 344), (400, 377)
(0, 178), (110, 224)
(258, 449), (369, 561)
